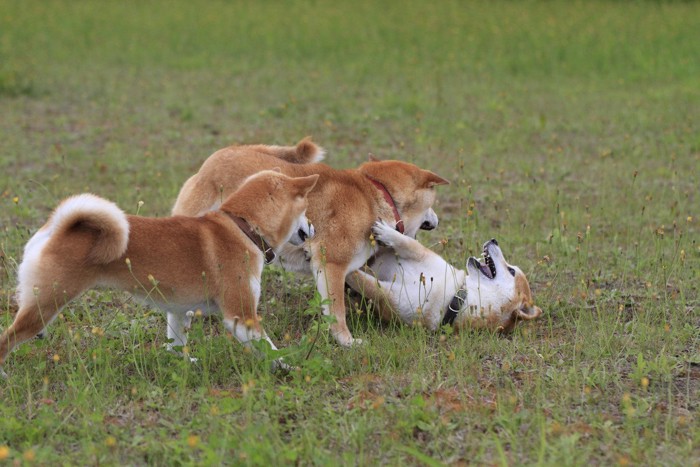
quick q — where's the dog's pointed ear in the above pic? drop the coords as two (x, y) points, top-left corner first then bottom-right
(516, 304), (543, 321)
(295, 174), (320, 196)
(368, 153), (381, 162)
(423, 171), (450, 187)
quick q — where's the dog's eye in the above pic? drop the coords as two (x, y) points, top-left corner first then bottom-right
(508, 267), (516, 277)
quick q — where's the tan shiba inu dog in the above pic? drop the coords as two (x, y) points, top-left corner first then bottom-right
(0, 171), (318, 377)
(346, 220), (543, 331)
(172, 138), (448, 346)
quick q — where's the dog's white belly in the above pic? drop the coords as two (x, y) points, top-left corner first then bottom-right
(376, 254), (465, 329)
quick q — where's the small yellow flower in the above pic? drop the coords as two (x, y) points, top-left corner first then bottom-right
(125, 258), (131, 267)
(304, 375), (311, 383)
(244, 318), (255, 328)
(12, 196), (19, 204)
(186, 435), (200, 448)
(195, 309), (203, 317)
(210, 405), (220, 416)
(23, 449), (35, 462)
(105, 436), (117, 448)
(447, 351), (455, 361)
(687, 216), (693, 223)
(0, 446), (9, 460)
(641, 377), (649, 389)
(52, 354), (60, 363)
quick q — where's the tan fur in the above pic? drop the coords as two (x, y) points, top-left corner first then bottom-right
(0, 172), (319, 372)
(172, 138), (448, 346)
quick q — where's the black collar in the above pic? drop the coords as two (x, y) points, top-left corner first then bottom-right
(223, 212), (276, 264)
(442, 288), (467, 326)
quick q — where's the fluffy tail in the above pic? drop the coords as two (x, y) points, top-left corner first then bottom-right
(257, 137), (325, 164)
(43, 194), (129, 264)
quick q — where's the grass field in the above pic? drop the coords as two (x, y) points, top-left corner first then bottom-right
(1, 0), (698, 464)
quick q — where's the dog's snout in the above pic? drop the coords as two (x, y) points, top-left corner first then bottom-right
(420, 220), (437, 231)
(298, 228), (308, 242)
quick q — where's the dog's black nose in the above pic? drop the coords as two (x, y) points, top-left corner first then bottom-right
(491, 238), (498, 245)
(299, 228), (308, 242)
(420, 221), (436, 231)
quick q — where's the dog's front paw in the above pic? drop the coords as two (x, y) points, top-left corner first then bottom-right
(335, 333), (365, 348)
(271, 358), (294, 374)
(371, 220), (400, 248)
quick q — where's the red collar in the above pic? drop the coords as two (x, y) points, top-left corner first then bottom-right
(223, 212), (276, 264)
(365, 176), (404, 234)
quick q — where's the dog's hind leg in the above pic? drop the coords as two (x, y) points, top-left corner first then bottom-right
(0, 287), (77, 370)
(345, 270), (399, 322)
(166, 311), (190, 350)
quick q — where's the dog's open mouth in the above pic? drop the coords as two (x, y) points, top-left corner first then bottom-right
(468, 245), (497, 279)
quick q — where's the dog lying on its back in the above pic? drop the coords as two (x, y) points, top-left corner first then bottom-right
(346, 220), (543, 331)
(0, 170), (318, 377)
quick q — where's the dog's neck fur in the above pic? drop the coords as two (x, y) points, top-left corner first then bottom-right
(365, 175), (404, 234)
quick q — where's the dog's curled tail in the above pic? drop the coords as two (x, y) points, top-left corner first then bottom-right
(45, 194), (129, 264)
(267, 137), (325, 164)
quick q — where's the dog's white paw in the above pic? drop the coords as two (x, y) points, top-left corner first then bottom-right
(372, 220), (400, 248)
(338, 336), (364, 348)
(271, 358), (294, 374)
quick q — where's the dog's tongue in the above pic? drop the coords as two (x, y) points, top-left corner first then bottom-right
(479, 263), (493, 279)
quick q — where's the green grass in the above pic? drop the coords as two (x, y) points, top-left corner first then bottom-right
(0, 0), (698, 464)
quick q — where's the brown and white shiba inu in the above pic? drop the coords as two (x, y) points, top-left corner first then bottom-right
(0, 171), (318, 377)
(346, 220), (543, 331)
(172, 138), (449, 346)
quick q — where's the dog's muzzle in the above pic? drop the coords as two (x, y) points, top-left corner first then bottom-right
(419, 208), (439, 231)
(420, 220), (437, 231)
(299, 222), (315, 242)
